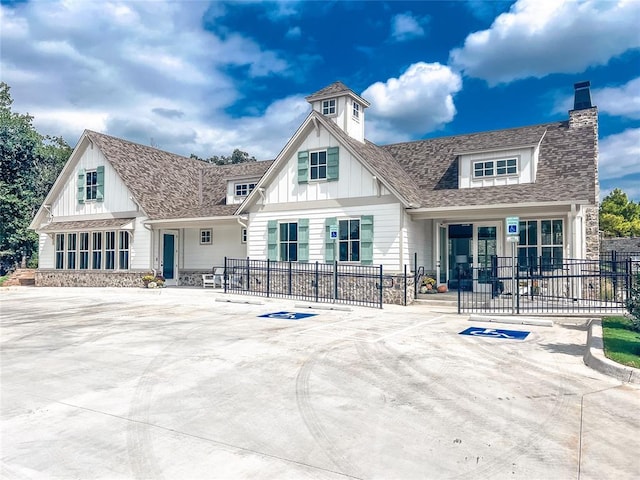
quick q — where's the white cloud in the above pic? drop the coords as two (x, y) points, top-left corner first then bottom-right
(362, 62), (462, 144)
(599, 128), (640, 180)
(450, 0), (640, 84)
(0, 0), (293, 158)
(390, 12), (427, 42)
(286, 26), (301, 39)
(553, 78), (640, 119)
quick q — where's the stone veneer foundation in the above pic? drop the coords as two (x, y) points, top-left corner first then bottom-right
(36, 270), (149, 287)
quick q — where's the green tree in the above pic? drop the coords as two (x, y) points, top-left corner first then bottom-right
(0, 82), (71, 273)
(599, 188), (640, 237)
(191, 149), (256, 166)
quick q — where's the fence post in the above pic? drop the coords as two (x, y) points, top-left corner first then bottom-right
(224, 256), (228, 293)
(288, 261), (292, 295)
(516, 264), (520, 314)
(457, 265), (461, 314)
(315, 261), (319, 303)
(266, 259), (271, 298)
(414, 252), (418, 300)
(245, 257), (250, 291)
(379, 264), (384, 309)
(404, 264), (407, 306)
(333, 260), (338, 303)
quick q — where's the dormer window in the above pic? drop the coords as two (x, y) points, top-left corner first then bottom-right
(235, 182), (256, 197)
(322, 99), (336, 115)
(473, 158), (518, 178)
(353, 102), (360, 119)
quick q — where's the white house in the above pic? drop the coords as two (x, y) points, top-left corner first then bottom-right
(30, 81), (599, 300)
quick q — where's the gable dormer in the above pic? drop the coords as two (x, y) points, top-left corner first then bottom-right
(305, 81), (370, 143)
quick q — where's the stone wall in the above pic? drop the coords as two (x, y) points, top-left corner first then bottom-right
(584, 206), (600, 261)
(179, 270), (212, 287)
(35, 270), (148, 287)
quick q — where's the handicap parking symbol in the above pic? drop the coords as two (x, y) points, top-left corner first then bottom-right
(459, 327), (530, 340)
(258, 311), (317, 320)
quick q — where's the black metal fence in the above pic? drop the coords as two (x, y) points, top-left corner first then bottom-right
(458, 255), (640, 314)
(223, 257), (384, 308)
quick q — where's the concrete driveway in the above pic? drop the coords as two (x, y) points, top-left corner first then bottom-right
(1, 287), (639, 479)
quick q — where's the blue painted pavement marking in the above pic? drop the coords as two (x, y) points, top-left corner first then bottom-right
(258, 311), (318, 321)
(459, 327), (530, 340)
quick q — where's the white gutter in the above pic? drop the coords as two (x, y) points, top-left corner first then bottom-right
(407, 199), (591, 214)
(143, 215), (239, 225)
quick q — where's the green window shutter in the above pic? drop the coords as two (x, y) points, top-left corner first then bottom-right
(298, 218), (309, 263)
(360, 215), (374, 265)
(327, 146), (339, 181)
(267, 220), (277, 261)
(77, 169), (85, 204)
(297, 150), (309, 184)
(324, 217), (336, 263)
(96, 166), (105, 202)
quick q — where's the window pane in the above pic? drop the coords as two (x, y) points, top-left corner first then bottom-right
(289, 243), (297, 262)
(339, 241), (348, 261)
(541, 220), (551, 245)
(279, 223), (288, 241)
(280, 243), (288, 261)
(318, 151), (326, 163)
(553, 220), (563, 244)
(350, 220), (360, 240)
(351, 241), (360, 261)
(339, 220), (349, 240)
(318, 166), (326, 178)
(289, 223), (297, 242)
(497, 160), (506, 168)
(527, 221), (537, 246)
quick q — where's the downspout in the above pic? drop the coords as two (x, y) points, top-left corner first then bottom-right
(237, 216), (249, 257)
(143, 222), (156, 276)
(399, 204), (405, 272)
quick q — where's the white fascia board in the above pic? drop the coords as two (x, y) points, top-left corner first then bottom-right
(407, 200), (590, 219)
(144, 215), (243, 227)
(235, 112), (317, 215)
(29, 132), (91, 230)
(453, 143), (539, 156)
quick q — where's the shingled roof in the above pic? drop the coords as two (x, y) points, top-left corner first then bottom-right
(305, 81), (370, 107)
(381, 120), (598, 207)
(85, 131), (272, 220)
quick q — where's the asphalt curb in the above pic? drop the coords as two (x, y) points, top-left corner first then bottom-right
(583, 319), (640, 384)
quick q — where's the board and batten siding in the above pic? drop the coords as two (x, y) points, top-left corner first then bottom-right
(405, 215), (431, 271)
(51, 146), (138, 217)
(265, 126), (390, 205)
(183, 224), (247, 269)
(130, 218), (151, 270)
(248, 203), (404, 271)
(459, 147), (536, 189)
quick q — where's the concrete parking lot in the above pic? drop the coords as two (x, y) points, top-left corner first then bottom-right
(1, 287), (639, 479)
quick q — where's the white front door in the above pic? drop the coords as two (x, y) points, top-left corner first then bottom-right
(473, 223), (500, 293)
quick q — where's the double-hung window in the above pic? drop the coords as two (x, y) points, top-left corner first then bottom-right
(79, 233), (90, 269)
(200, 229), (212, 245)
(338, 219), (360, 262)
(86, 170), (98, 200)
(518, 219), (564, 271)
(119, 231), (130, 269)
(67, 233), (77, 269)
(353, 102), (360, 119)
(322, 99), (336, 115)
(92, 232), (102, 269)
(310, 151), (327, 180)
(105, 231), (116, 269)
(279, 222), (298, 261)
(55, 234), (65, 269)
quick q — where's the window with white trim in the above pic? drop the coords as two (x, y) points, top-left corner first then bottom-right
(310, 150), (327, 180)
(55, 234), (64, 269)
(518, 219), (564, 271)
(92, 232), (102, 269)
(105, 231), (116, 270)
(474, 158), (518, 178)
(119, 231), (130, 269)
(200, 229), (212, 245)
(353, 102), (360, 119)
(235, 182), (256, 197)
(322, 99), (336, 115)
(79, 233), (89, 269)
(67, 233), (77, 269)
(279, 222), (298, 261)
(241, 228), (247, 243)
(338, 219), (360, 262)
(86, 170), (98, 200)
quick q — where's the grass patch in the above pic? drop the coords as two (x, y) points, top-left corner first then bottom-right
(0, 275), (8, 287)
(602, 316), (640, 369)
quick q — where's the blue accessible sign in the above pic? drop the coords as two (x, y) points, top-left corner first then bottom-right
(258, 311), (317, 320)
(459, 327), (530, 340)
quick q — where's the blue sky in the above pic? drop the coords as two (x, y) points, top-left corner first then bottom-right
(1, 0), (639, 200)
